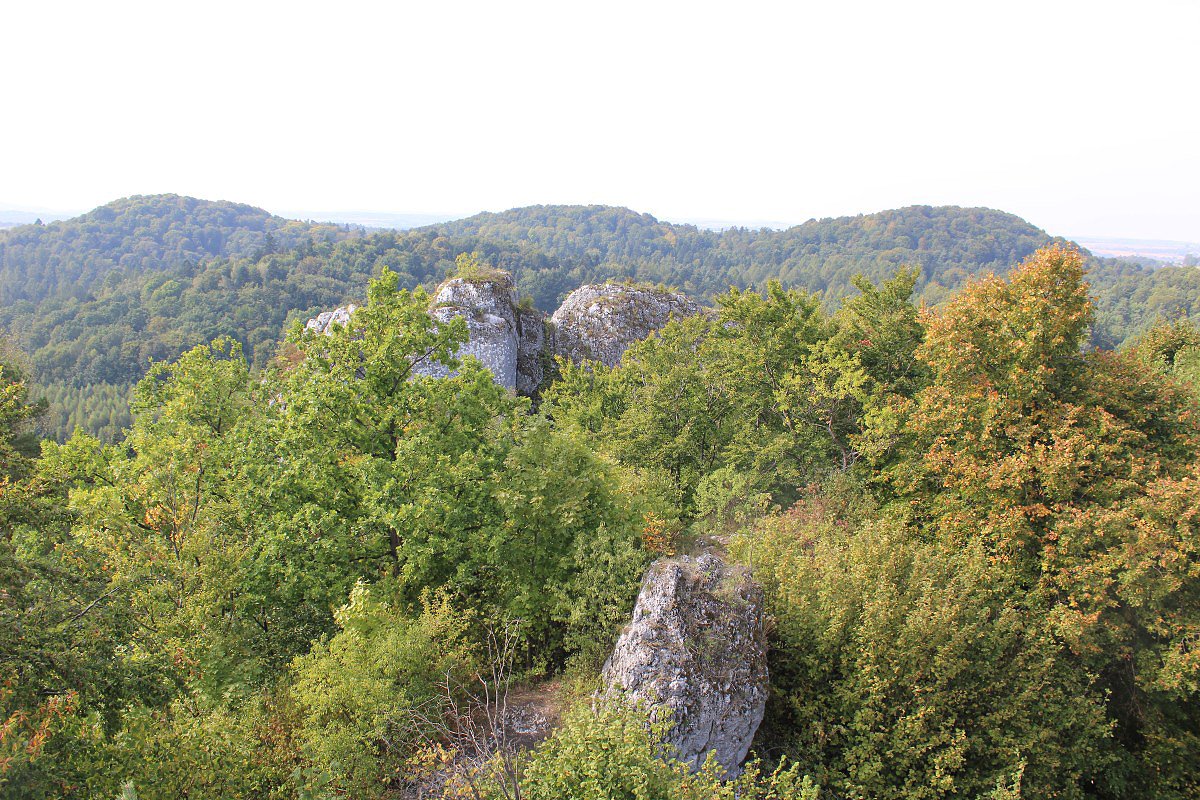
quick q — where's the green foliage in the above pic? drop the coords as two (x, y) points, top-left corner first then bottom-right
(291, 584), (475, 798)
(831, 267), (927, 397)
(544, 275), (915, 520)
(0, 193), (353, 305)
(0, 359), (44, 481)
(2, 264), (655, 797)
(492, 418), (648, 666)
(1087, 256), (1200, 349)
(512, 701), (818, 800)
(83, 694), (299, 800)
(0, 686), (77, 798)
(1129, 318), (1200, 400)
(4, 232), (1200, 799)
(48, 337), (259, 688)
(433, 203), (1060, 305)
(3, 197), (1193, 442)
(879, 246), (1200, 798)
(33, 381), (130, 443)
(0, 204), (558, 440)
(451, 251), (509, 284)
(733, 495), (1109, 799)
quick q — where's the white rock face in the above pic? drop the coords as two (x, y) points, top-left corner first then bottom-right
(550, 284), (704, 368)
(419, 276), (521, 390)
(305, 304), (357, 335)
(601, 553), (768, 775)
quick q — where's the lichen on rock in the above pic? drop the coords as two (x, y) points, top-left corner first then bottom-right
(550, 283), (704, 368)
(417, 275), (522, 390)
(600, 552), (768, 775)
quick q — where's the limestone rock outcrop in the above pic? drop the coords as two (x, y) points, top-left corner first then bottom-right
(303, 278), (706, 394)
(305, 304), (357, 335)
(601, 552), (768, 775)
(418, 275), (522, 390)
(550, 284), (704, 368)
(305, 274), (550, 396)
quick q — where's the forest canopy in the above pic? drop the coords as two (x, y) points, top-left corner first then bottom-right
(3, 243), (1199, 799)
(3, 196), (1199, 441)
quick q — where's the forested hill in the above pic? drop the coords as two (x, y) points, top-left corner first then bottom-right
(430, 204), (1200, 347)
(2, 195), (1198, 441)
(0, 194), (356, 305)
(427, 204), (1064, 303)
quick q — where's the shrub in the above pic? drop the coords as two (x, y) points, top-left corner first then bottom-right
(291, 584), (476, 798)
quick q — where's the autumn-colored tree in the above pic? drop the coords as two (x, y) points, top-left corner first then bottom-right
(891, 245), (1200, 797)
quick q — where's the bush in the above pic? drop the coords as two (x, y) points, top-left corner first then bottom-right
(511, 700), (817, 800)
(290, 584), (476, 798)
(733, 497), (1110, 799)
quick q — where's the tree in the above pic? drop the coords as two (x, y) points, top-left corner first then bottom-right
(833, 267), (927, 398)
(492, 418), (646, 667)
(0, 357), (45, 483)
(890, 246), (1200, 798)
(515, 701), (816, 800)
(290, 584), (475, 799)
(1130, 318), (1200, 400)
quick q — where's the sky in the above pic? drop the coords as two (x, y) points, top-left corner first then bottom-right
(3, 0), (1198, 241)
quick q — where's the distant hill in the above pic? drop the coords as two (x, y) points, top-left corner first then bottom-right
(0, 203), (568, 440)
(0, 194), (357, 305)
(429, 204), (1200, 349)
(280, 210), (461, 230)
(1, 195), (1197, 441)
(427, 204), (1063, 305)
(1073, 235), (1200, 265)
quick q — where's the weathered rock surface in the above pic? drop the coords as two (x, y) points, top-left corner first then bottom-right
(550, 284), (704, 368)
(516, 305), (552, 397)
(601, 552), (768, 775)
(419, 275), (521, 390)
(305, 304), (357, 335)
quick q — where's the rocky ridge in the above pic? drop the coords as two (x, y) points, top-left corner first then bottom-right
(305, 276), (702, 395)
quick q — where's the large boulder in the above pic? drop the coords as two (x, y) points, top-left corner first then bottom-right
(420, 274), (521, 390)
(550, 284), (703, 368)
(601, 552), (768, 775)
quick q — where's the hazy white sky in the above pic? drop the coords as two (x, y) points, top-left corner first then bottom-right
(3, 0), (1198, 240)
